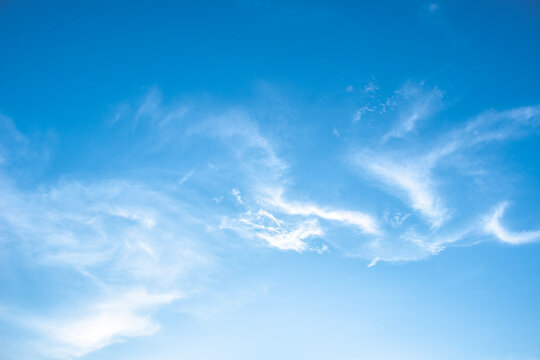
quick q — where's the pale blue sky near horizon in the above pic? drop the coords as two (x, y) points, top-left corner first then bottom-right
(1, 1), (540, 359)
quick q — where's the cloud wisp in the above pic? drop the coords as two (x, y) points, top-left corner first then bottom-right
(355, 152), (449, 227)
(32, 289), (181, 359)
(0, 172), (214, 358)
(382, 82), (444, 141)
(261, 187), (379, 235)
(354, 99), (540, 232)
(484, 202), (540, 245)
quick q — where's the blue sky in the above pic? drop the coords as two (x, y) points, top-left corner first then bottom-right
(1, 0), (540, 359)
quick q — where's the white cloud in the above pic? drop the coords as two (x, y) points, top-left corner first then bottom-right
(383, 82), (444, 141)
(355, 103), (540, 230)
(134, 88), (189, 127)
(35, 289), (180, 359)
(484, 202), (540, 245)
(353, 105), (376, 122)
(356, 154), (449, 227)
(231, 188), (244, 204)
(0, 178), (209, 278)
(189, 107), (380, 250)
(0, 174), (214, 358)
(422, 105), (540, 166)
(0, 113), (34, 165)
(255, 219), (323, 252)
(262, 187), (379, 235)
(401, 229), (463, 256)
(364, 80), (379, 94)
(178, 169), (195, 185)
(222, 207), (323, 252)
(3, 88), (540, 360)
(106, 206), (157, 229)
(224, 185), (378, 252)
(462, 105), (540, 146)
(367, 257), (380, 268)
(359, 228), (468, 266)
(383, 210), (411, 227)
(193, 109), (286, 173)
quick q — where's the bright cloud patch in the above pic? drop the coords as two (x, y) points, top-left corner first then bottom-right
(34, 289), (180, 358)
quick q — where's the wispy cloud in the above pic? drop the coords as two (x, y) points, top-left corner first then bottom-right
(185, 104), (380, 250)
(262, 187), (379, 235)
(2, 98), (312, 357)
(221, 184), (379, 253)
(352, 105), (376, 123)
(383, 82), (444, 141)
(31, 289), (181, 359)
(3, 100), (349, 356)
(360, 228), (469, 267)
(383, 210), (411, 228)
(420, 105), (540, 167)
(189, 108), (287, 182)
(134, 88), (189, 127)
(0, 113), (27, 164)
(484, 202), (540, 245)
(178, 169), (195, 185)
(113, 89), (540, 267)
(364, 80), (379, 94)
(355, 152), (449, 227)
(0, 112), (47, 167)
(355, 102), (540, 231)
(0, 173), (213, 358)
(221, 207), (323, 252)
(255, 219), (323, 252)
(2, 86), (540, 358)
(348, 92), (540, 266)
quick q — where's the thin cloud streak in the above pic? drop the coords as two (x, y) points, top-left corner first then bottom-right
(356, 154), (449, 227)
(484, 202), (540, 245)
(382, 82), (444, 141)
(0, 173), (213, 358)
(262, 187), (380, 235)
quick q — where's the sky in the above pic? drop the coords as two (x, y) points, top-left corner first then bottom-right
(1, 0), (540, 359)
